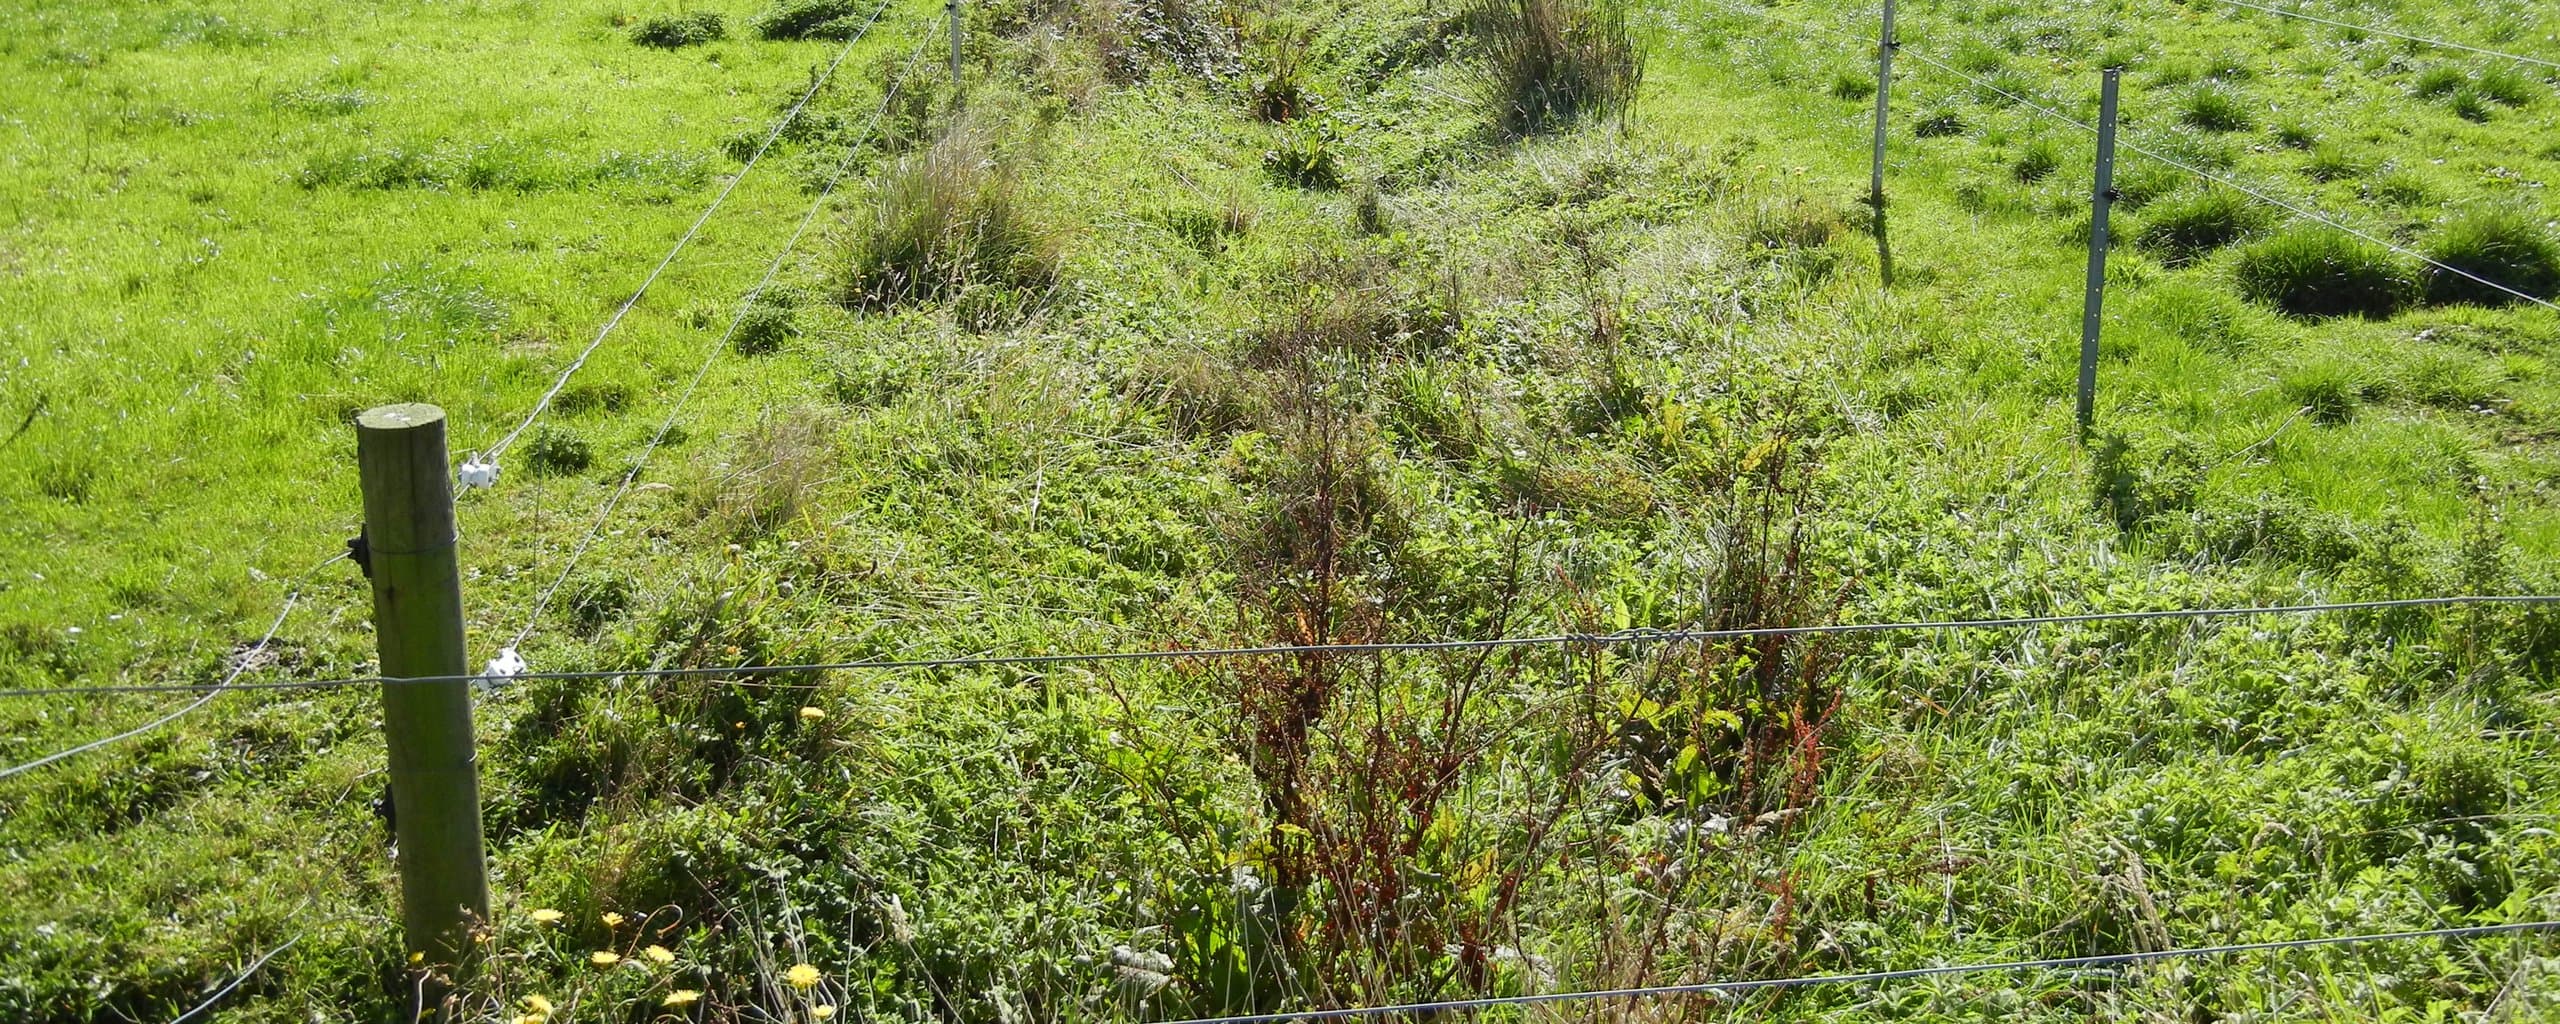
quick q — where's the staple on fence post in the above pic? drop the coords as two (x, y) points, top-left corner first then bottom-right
(1869, 0), (1897, 287)
(354, 403), (491, 1012)
(2077, 68), (2122, 442)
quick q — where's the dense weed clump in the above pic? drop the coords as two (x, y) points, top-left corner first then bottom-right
(750, 0), (871, 40)
(731, 291), (800, 355)
(1912, 107), (1967, 138)
(2421, 207), (2560, 307)
(1467, 0), (1644, 136)
(2233, 227), (2418, 319)
(630, 11), (726, 48)
(526, 425), (594, 476)
(1262, 118), (1345, 189)
(836, 125), (1058, 316)
(1244, 21), (1314, 122)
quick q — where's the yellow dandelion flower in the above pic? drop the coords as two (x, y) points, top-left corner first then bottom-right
(590, 950), (622, 966)
(514, 1016), (546, 1024)
(407, 951), (425, 965)
(812, 1005), (837, 1020)
(663, 989), (702, 1007)
(644, 944), (676, 965)
(524, 994), (556, 1016)
(602, 911), (626, 928)
(798, 706), (826, 721)
(786, 963), (821, 989)
(529, 908), (564, 925)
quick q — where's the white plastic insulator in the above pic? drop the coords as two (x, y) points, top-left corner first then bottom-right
(478, 647), (527, 689)
(456, 454), (500, 491)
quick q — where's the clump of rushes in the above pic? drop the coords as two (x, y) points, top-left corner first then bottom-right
(2234, 227), (2419, 319)
(631, 11), (725, 48)
(1469, 0), (1644, 137)
(2422, 207), (2560, 308)
(837, 125), (1058, 309)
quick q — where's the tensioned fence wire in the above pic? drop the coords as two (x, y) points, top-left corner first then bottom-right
(0, 12), (923, 782)
(1141, 920), (2560, 1024)
(2196, 0), (2560, 72)
(1683, 0), (2560, 313)
(0, 552), (343, 780)
(0, 594), (2549, 701)
(476, 0), (896, 465)
(493, 26), (943, 673)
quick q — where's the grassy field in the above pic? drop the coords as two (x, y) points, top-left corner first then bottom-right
(3, 0), (2559, 1020)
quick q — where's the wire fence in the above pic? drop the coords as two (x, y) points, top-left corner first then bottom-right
(496, 25), (938, 677)
(0, 594), (2549, 701)
(1147, 920), (2560, 1024)
(9, 4), (2560, 1019)
(1883, 44), (2560, 313)
(476, 0), (894, 466)
(2197, 0), (2560, 72)
(1684, 0), (2560, 313)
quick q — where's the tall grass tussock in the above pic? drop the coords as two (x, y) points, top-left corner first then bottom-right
(2233, 227), (2418, 318)
(1468, 0), (1644, 137)
(2422, 207), (2560, 307)
(2135, 188), (2269, 265)
(750, 0), (871, 40)
(836, 126), (1059, 312)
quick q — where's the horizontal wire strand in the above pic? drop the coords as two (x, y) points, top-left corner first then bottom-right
(2201, 0), (2560, 72)
(504, 26), (940, 660)
(1685, 0), (2560, 311)
(0, 564), (321, 778)
(1147, 919), (2560, 1024)
(0, 594), (2547, 699)
(1884, 43), (2560, 312)
(480, 0), (893, 462)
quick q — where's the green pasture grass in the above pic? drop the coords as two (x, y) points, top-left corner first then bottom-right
(2, 0), (2560, 1019)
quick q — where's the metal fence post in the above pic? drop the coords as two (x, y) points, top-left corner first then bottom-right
(2077, 68), (2122, 441)
(354, 404), (491, 1007)
(948, 0), (964, 96)
(1870, 0), (1897, 286)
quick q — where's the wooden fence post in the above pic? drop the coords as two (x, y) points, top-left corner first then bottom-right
(354, 403), (491, 1007)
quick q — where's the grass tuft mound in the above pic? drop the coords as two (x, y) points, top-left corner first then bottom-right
(836, 126), (1058, 312)
(2421, 207), (2560, 308)
(631, 11), (725, 48)
(2233, 227), (2418, 319)
(2181, 83), (2252, 131)
(1468, 0), (1643, 137)
(750, 0), (870, 40)
(2135, 188), (2270, 265)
